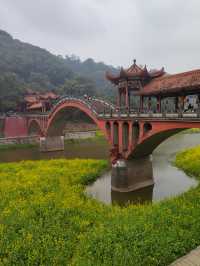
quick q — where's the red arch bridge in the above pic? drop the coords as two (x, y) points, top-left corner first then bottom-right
(4, 60), (200, 192)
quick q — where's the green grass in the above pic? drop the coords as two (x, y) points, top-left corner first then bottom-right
(175, 145), (200, 178)
(1, 155), (200, 265)
(182, 128), (200, 134)
(0, 143), (37, 151)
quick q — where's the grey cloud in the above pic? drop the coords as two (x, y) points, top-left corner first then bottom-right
(0, 0), (106, 40)
(0, 0), (200, 73)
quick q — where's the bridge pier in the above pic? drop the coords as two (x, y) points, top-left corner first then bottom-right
(111, 156), (154, 192)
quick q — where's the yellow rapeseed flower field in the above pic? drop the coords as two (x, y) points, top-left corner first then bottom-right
(0, 155), (200, 265)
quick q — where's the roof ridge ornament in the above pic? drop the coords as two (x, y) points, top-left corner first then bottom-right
(106, 60), (165, 85)
(143, 64), (148, 71)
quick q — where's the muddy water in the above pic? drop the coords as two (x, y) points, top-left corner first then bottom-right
(0, 134), (199, 205)
(0, 140), (110, 162)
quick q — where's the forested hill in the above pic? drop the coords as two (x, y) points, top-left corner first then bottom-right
(0, 29), (117, 111)
(64, 55), (118, 98)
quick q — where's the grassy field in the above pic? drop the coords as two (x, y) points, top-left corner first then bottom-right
(175, 145), (200, 178)
(0, 153), (200, 265)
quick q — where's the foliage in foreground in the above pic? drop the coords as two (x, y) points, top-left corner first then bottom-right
(1, 157), (200, 265)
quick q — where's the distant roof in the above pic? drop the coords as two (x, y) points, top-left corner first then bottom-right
(27, 102), (43, 110)
(40, 92), (58, 100)
(106, 60), (165, 85)
(24, 91), (59, 103)
(24, 96), (38, 103)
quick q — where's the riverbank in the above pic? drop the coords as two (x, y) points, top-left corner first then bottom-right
(0, 143), (37, 151)
(0, 131), (106, 151)
(1, 149), (200, 265)
(64, 131), (106, 144)
(175, 145), (200, 179)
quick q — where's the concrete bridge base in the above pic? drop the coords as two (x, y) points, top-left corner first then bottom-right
(111, 156), (154, 192)
(40, 136), (64, 152)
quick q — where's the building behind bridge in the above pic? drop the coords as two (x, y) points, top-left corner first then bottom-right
(21, 90), (59, 113)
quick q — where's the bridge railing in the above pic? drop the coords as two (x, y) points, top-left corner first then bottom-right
(10, 95), (200, 120)
(98, 107), (200, 119)
(48, 95), (115, 118)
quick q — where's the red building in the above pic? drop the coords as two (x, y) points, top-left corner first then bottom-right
(23, 91), (59, 112)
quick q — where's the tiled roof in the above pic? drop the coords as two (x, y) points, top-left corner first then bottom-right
(139, 69), (200, 96)
(24, 96), (38, 103)
(27, 102), (43, 110)
(106, 60), (165, 85)
(40, 92), (58, 100)
(24, 92), (58, 104)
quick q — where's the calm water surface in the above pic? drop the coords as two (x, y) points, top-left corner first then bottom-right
(86, 133), (199, 204)
(0, 134), (199, 205)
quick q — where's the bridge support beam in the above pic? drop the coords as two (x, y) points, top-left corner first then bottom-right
(111, 156), (154, 192)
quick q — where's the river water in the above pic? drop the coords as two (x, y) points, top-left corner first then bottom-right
(0, 134), (199, 205)
(87, 134), (199, 205)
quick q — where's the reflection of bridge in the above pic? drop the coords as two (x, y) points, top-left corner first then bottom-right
(4, 60), (200, 192)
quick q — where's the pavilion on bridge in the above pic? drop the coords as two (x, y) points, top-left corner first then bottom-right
(106, 60), (200, 113)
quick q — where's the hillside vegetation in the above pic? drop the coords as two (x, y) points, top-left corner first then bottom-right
(0, 30), (117, 111)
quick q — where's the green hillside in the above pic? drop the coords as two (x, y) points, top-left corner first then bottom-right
(0, 30), (117, 111)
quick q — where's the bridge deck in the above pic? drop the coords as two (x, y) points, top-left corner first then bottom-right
(25, 112), (200, 119)
(98, 112), (200, 121)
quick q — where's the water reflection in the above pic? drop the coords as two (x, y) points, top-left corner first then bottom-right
(111, 156), (154, 192)
(86, 170), (155, 205)
(86, 133), (199, 205)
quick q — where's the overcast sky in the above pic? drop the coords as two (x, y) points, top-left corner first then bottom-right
(0, 0), (200, 73)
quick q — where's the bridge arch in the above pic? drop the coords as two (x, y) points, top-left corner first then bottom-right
(46, 99), (107, 138)
(128, 121), (200, 159)
(28, 119), (43, 136)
